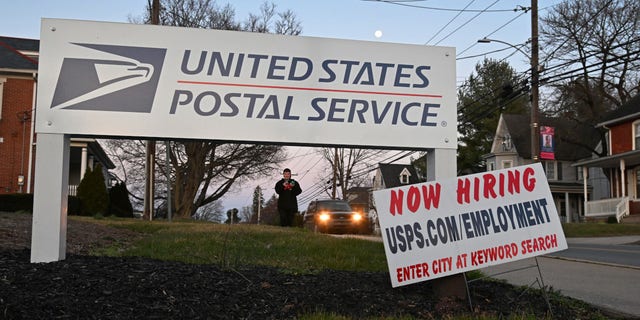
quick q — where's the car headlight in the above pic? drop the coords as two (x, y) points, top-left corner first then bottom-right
(352, 212), (363, 221)
(318, 212), (331, 222)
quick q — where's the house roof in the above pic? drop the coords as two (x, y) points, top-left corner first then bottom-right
(502, 113), (601, 161)
(378, 163), (421, 188)
(597, 94), (640, 127)
(0, 36), (39, 71)
(70, 138), (116, 169)
(573, 149), (640, 169)
(345, 186), (370, 205)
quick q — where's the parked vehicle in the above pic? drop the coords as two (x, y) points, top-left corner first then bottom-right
(303, 199), (369, 234)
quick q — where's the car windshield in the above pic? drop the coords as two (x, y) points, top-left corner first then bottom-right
(317, 202), (352, 211)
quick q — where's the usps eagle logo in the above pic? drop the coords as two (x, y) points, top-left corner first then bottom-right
(50, 43), (166, 113)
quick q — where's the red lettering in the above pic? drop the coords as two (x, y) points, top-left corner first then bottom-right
(407, 186), (420, 213)
(521, 234), (557, 254)
(474, 177), (480, 201)
(536, 237), (545, 251)
(457, 166), (539, 205)
(470, 251), (479, 266)
(434, 257), (452, 273)
(523, 167), (536, 191)
(483, 174), (497, 199)
(396, 263), (430, 283)
(471, 243), (518, 266)
(548, 234), (557, 248)
(421, 183), (441, 210)
(457, 178), (471, 204)
(390, 189), (404, 216)
(507, 169), (520, 194)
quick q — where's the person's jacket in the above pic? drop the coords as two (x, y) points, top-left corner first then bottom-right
(275, 179), (302, 211)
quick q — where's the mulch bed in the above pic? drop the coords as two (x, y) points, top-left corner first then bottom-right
(0, 249), (618, 319)
(0, 212), (624, 319)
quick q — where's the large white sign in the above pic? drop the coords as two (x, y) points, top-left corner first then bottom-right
(36, 18), (457, 149)
(373, 163), (567, 287)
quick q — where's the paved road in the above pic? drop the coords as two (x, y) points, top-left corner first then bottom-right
(547, 241), (640, 268)
(481, 236), (640, 318)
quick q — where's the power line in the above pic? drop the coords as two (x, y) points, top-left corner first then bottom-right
(365, 0), (528, 13)
(540, 48), (640, 86)
(456, 10), (529, 57)
(425, 0), (476, 45)
(434, 0), (500, 45)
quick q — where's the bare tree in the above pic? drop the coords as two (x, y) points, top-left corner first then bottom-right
(111, 1), (303, 218)
(239, 205), (253, 223)
(540, 0), (640, 119)
(101, 139), (149, 211)
(318, 148), (379, 200)
(169, 142), (286, 217)
(193, 200), (224, 222)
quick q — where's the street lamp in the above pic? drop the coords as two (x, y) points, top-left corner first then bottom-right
(477, 37), (531, 59)
(477, 33), (540, 162)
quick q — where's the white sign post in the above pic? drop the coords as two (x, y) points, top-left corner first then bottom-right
(33, 18), (457, 262)
(373, 163), (567, 287)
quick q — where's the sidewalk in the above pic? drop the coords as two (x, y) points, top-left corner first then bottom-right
(566, 235), (640, 246)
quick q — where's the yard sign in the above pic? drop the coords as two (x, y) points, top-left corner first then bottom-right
(373, 163), (568, 287)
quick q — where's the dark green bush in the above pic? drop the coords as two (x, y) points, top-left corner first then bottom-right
(0, 193), (83, 215)
(606, 215), (618, 224)
(108, 181), (133, 217)
(0, 194), (33, 212)
(76, 164), (109, 216)
(68, 195), (82, 215)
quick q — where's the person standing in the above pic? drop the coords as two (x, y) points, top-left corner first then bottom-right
(275, 168), (302, 227)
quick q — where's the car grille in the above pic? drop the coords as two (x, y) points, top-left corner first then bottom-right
(328, 213), (355, 228)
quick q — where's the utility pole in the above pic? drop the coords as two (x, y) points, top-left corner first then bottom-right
(530, 0), (540, 162)
(143, 0), (160, 220)
(332, 148), (338, 199)
(257, 186), (261, 224)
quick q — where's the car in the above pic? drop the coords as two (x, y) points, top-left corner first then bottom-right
(303, 199), (369, 234)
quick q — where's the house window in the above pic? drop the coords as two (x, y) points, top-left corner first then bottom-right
(502, 134), (513, 151)
(400, 173), (409, 184)
(487, 162), (495, 171)
(576, 166), (584, 181)
(501, 160), (513, 169)
(544, 161), (557, 180)
(634, 121), (640, 150)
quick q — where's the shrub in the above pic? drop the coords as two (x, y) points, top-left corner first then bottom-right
(68, 195), (82, 215)
(0, 194), (33, 212)
(0, 193), (85, 215)
(76, 164), (109, 216)
(108, 182), (133, 218)
(606, 215), (618, 224)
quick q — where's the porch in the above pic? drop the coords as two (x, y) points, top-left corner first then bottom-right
(583, 197), (640, 223)
(574, 149), (640, 223)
